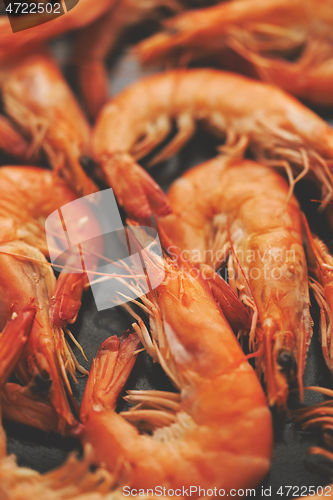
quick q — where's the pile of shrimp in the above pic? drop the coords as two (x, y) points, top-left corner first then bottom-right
(1, 1), (333, 499)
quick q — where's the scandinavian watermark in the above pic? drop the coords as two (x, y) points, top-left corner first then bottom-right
(3, 0), (80, 33)
(45, 188), (165, 312)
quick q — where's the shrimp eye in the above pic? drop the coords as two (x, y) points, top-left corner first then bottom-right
(79, 156), (94, 174)
(277, 351), (294, 372)
(31, 373), (52, 397)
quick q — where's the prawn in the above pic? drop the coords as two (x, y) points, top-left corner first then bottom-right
(79, 228), (272, 495)
(303, 223), (333, 375)
(160, 156), (312, 407)
(0, 50), (97, 197)
(0, 166), (100, 433)
(73, 0), (182, 118)
(93, 68), (333, 226)
(0, 318), (167, 500)
(135, 0), (333, 107)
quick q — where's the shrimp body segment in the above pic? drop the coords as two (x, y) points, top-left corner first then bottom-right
(0, 166), (100, 433)
(80, 248), (272, 495)
(136, 0), (333, 106)
(93, 69), (333, 223)
(161, 157), (312, 407)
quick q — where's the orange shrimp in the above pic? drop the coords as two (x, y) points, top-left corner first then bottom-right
(93, 69), (333, 226)
(136, 0), (333, 107)
(73, 0), (182, 118)
(79, 230), (272, 495)
(160, 156), (312, 407)
(303, 224), (333, 376)
(0, 308), (156, 500)
(0, 166), (100, 433)
(0, 50), (96, 197)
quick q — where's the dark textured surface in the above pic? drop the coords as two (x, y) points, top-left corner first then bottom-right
(2, 40), (333, 499)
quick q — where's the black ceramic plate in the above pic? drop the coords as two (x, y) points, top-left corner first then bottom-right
(2, 42), (333, 499)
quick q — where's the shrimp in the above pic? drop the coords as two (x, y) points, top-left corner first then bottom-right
(0, 166), (100, 433)
(159, 156), (312, 407)
(0, 290), (169, 500)
(93, 68), (333, 226)
(0, 50), (97, 197)
(79, 229), (272, 495)
(73, 0), (182, 118)
(0, 306), (36, 456)
(135, 0), (333, 107)
(302, 223), (333, 376)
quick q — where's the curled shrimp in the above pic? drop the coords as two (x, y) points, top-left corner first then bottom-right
(79, 229), (272, 494)
(73, 0), (182, 118)
(93, 68), (333, 225)
(160, 155), (312, 407)
(0, 166), (100, 433)
(0, 50), (96, 197)
(136, 0), (333, 107)
(0, 325), (167, 500)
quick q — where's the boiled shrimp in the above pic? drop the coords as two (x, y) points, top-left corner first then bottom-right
(303, 224), (333, 375)
(159, 155), (312, 407)
(0, 166), (100, 433)
(93, 68), (333, 226)
(136, 0), (333, 107)
(0, 321), (166, 500)
(79, 229), (272, 495)
(0, 50), (96, 197)
(73, 0), (182, 118)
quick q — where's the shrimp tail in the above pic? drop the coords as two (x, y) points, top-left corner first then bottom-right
(51, 273), (88, 327)
(99, 154), (171, 223)
(0, 306), (36, 389)
(80, 333), (141, 421)
(199, 263), (252, 332)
